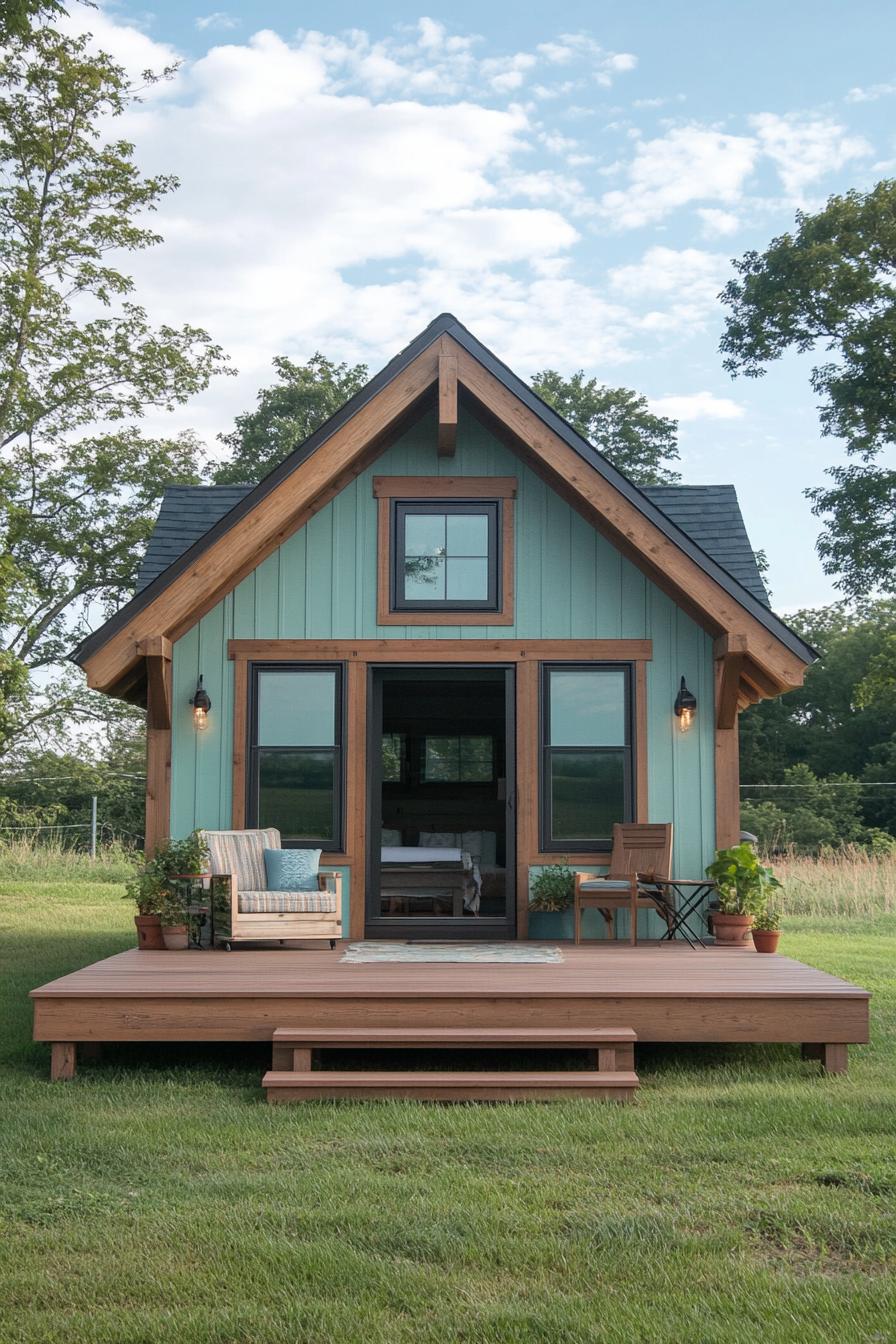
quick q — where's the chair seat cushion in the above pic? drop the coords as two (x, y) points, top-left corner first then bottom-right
(238, 890), (337, 914)
(578, 879), (633, 893)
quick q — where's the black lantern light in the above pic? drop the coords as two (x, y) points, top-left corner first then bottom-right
(190, 675), (212, 731)
(674, 675), (697, 732)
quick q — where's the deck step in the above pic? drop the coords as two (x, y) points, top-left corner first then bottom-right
(263, 1069), (640, 1103)
(270, 1025), (638, 1072)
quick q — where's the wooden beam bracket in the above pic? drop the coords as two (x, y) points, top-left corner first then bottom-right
(438, 353), (458, 457)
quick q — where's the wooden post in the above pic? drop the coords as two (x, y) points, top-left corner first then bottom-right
(50, 1043), (76, 1081)
(140, 639), (173, 856)
(438, 353), (458, 456)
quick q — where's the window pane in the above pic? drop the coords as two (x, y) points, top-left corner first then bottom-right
(460, 736), (493, 781)
(258, 749), (335, 841)
(550, 750), (625, 841)
(404, 555), (445, 600)
(549, 669), (626, 747)
(382, 733), (403, 782)
(424, 736), (460, 781)
(404, 513), (445, 557)
(446, 557), (489, 600)
(446, 512), (489, 557)
(258, 670), (335, 747)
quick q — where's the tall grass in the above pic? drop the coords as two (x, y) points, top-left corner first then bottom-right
(772, 845), (896, 917)
(0, 835), (136, 884)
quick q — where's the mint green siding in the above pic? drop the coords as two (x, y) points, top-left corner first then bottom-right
(170, 406), (716, 934)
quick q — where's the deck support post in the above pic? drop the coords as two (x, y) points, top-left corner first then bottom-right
(802, 1042), (848, 1074)
(50, 1042), (76, 1081)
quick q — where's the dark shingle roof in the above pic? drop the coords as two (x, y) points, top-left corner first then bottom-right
(137, 480), (770, 608)
(641, 484), (770, 607)
(135, 485), (252, 592)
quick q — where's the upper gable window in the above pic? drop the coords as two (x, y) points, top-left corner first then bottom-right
(392, 500), (500, 612)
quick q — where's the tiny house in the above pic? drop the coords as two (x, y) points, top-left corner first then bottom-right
(73, 315), (815, 942)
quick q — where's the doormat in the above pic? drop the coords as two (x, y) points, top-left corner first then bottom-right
(341, 942), (564, 964)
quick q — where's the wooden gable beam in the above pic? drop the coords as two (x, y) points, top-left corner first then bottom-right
(716, 653), (745, 729)
(453, 343), (810, 691)
(82, 344), (441, 693)
(437, 350), (458, 457)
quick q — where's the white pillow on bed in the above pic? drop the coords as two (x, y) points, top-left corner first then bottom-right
(381, 828), (402, 846)
(462, 831), (497, 864)
(420, 832), (457, 848)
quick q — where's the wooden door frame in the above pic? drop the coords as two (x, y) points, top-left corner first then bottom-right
(228, 638), (652, 939)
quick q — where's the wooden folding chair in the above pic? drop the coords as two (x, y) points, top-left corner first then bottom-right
(574, 823), (673, 945)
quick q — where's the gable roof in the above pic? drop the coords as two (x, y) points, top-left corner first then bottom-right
(73, 313), (815, 695)
(136, 481), (772, 609)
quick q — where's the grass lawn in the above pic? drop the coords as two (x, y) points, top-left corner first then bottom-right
(1, 855), (895, 1343)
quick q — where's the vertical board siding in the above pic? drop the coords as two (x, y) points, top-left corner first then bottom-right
(170, 405), (718, 929)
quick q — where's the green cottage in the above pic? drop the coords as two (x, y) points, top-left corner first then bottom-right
(73, 314), (815, 945)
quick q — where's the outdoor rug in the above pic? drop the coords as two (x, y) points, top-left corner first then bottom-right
(341, 941), (564, 964)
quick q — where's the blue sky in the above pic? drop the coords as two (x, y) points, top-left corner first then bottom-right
(76, 2), (896, 611)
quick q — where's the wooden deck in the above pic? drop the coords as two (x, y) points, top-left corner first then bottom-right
(31, 942), (870, 1081)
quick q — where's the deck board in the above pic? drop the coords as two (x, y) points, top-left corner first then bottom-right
(30, 943), (870, 1055)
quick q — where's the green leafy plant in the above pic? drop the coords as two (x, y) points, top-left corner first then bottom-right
(752, 905), (781, 932)
(706, 842), (782, 916)
(124, 832), (209, 919)
(528, 864), (575, 913)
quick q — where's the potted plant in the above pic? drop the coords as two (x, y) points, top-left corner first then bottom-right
(125, 832), (209, 951)
(528, 864), (575, 939)
(752, 905), (781, 954)
(705, 842), (781, 947)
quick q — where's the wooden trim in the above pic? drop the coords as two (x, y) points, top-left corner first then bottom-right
(346, 660), (367, 940)
(437, 354), (457, 457)
(454, 345), (809, 691)
(716, 652), (745, 730)
(635, 660), (649, 823)
(375, 494), (516, 626)
(231, 656), (248, 828)
(145, 654), (172, 855)
(373, 476), (518, 499)
(229, 638), (652, 663)
(515, 658), (537, 938)
(82, 344), (441, 692)
(714, 659), (741, 849)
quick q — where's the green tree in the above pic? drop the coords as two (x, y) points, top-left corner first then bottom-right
(530, 370), (680, 485)
(0, 26), (230, 755)
(741, 764), (866, 853)
(0, 0), (66, 43)
(720, 182), (896, 598)
(214, 353), (368, 485)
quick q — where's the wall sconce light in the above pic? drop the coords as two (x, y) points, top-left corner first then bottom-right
(190, 675), (212, 731)
(674, 676), (697, 732)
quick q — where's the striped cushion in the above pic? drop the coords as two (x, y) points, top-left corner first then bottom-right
(238, 890), (337, 914)
(203, 829), (280, 892)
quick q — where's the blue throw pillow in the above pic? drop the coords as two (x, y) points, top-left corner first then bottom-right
(264, 848), (321, 891)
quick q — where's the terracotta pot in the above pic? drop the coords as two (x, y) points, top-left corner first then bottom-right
(134, 914), (165, 950)
(161, 923), (189, 950)
(752, 929), (780, 954)
(712, 912), (754, 946)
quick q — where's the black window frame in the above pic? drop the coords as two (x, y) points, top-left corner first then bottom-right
(390, 499), (501, 613)
(419, 733), (496, 784)
(247, 661), (345, 851)
(539, 662), (634, 853)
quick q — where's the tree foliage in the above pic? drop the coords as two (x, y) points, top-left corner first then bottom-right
(0, 0), (66, 43)
(720, 182), (896, 598)
(214, 353), (368, 485)
(530, 370), (680, 485)
(740, 600), (896, 842)
(0, 26), (230, 755)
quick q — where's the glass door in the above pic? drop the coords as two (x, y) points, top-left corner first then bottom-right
(365, 665), (516, 940)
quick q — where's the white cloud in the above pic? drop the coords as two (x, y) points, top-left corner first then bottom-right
(609, 246), (730, 330)
(750, 112), (870, 200)
(845, 80), (896, 103)
(697, 207), (740, 237)
(195, 12), (239, 32)
(601, 126), (758, 227)
(648, 392), (745, 422)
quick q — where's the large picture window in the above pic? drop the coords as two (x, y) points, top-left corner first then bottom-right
(540, 664), (633, 852)
(248, 664), (343, 848)
(391, 500), (500, 612)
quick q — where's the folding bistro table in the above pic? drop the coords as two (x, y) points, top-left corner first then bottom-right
(643, 878), (716, 948)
